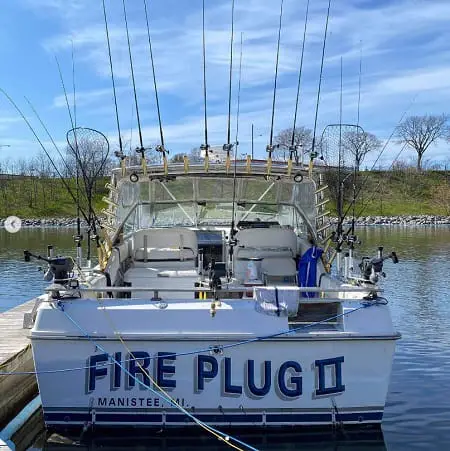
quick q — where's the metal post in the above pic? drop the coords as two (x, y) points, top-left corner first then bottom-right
(251, 123), (254, 159)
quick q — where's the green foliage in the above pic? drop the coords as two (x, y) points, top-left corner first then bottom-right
(336, 170), (450, 217)
(0, 176), (108, 218)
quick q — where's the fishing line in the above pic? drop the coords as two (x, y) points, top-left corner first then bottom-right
(102, 0), (124, 153)
(311, 0), (332, 155)
(122, 0), (144, 151)
(290, 0), (310, 148)
(143, 0), (165, 149)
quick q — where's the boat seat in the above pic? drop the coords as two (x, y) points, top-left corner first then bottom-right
(233, 227), (298, 284)
(132, 227), (198, 262)
(123, 266), (199, 299)
(235, 227), (297, 259)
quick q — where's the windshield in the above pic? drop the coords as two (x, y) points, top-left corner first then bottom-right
(117, 176), (315, 236)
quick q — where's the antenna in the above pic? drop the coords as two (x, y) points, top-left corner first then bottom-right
(201, 0), (209, 165)
(143, 0), (164, 150)
(290, 0), (310, 160)
(311, 0), (332, 157)
(122, 0), (144, 151)
(268, 0), (284, 150)
(102, 0), (123, 154)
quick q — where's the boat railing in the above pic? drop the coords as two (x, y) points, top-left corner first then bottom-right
(46, 285), (382, 303)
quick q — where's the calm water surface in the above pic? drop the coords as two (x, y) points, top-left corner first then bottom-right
(0, 226), (449, 450)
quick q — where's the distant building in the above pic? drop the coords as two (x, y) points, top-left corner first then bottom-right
(200, 145), (229, 163)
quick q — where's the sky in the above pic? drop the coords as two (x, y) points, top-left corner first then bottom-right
(0, 0), (450, 169)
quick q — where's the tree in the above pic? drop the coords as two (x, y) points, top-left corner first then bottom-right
(274, 127), (312, 161)
(397, 114), (448, 171)
(342, 131), (381, 171)
(171, 153), (186, 163)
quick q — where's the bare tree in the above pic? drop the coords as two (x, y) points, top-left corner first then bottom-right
(342, 131), (381, 171)
(397, 114), (448, 171)
(274, 127), (312, 161)
(171, 153), (186, 163)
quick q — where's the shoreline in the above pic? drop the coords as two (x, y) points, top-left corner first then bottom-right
(0, 214), (449, 228)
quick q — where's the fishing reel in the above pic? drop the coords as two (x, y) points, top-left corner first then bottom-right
(24, 250), (74, 286)
(359, 247), (399, 284)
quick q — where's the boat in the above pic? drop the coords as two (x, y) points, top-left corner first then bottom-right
(24, 155), (400, 431)
(15, 0), (401, 439)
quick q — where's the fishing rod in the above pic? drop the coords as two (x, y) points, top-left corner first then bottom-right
(311, 0), (332, 159)
(23, 96), (104, 241)
(289, 0), (310, 164)
(144, 0), (164, 150)
(71, 42), (83, 265)
(266, 0), (284, 171)
(55, 53), (83, 264)
(122, 0), (144, 154)
(224, 0), (235, 172)
(143, 0), (167, 174)
(327, 97), (418, 266)
(337, 57), (344, 238)
(102, 0), (124, 155)
(0, 88), (91, 225)
(230, 32), (244, 246)
(200, 0), (210, 168)
(235, 32), (243, 147)
(350, 42), (363, 237)
(55, 56), (106, 263)
(338, 95), (417, 233)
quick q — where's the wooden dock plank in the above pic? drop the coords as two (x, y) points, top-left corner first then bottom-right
(0, 300), (36, 364)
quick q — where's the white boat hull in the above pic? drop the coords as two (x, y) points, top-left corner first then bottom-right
(32, 336), (396, 428)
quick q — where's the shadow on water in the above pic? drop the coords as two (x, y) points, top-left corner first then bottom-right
(28, 427), (387, 451)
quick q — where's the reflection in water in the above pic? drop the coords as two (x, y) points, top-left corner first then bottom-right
(31, 428), (387, 451)
(1, 226), (450, 450)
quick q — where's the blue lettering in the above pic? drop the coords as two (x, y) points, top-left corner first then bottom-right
(224, 357), (242, 395)
(87, 353), (108, 392)
(196, 355), (218, 391)
(315, 356), (345, 396)
(247, 360), (271, 397)
(112, 352), (121, 389)
(156, 352), (176, 389)
(277, 361), (302, 398)
(128, 352), (151, 388)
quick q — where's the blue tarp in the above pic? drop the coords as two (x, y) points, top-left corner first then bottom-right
(298, 246), (323, 298)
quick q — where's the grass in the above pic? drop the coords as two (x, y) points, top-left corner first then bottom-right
(0, 170), (448, 219)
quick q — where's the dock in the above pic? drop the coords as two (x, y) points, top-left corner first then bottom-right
(0, 300), (38, 429)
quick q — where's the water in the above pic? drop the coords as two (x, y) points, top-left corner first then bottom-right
(1, 226), (449, 450)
